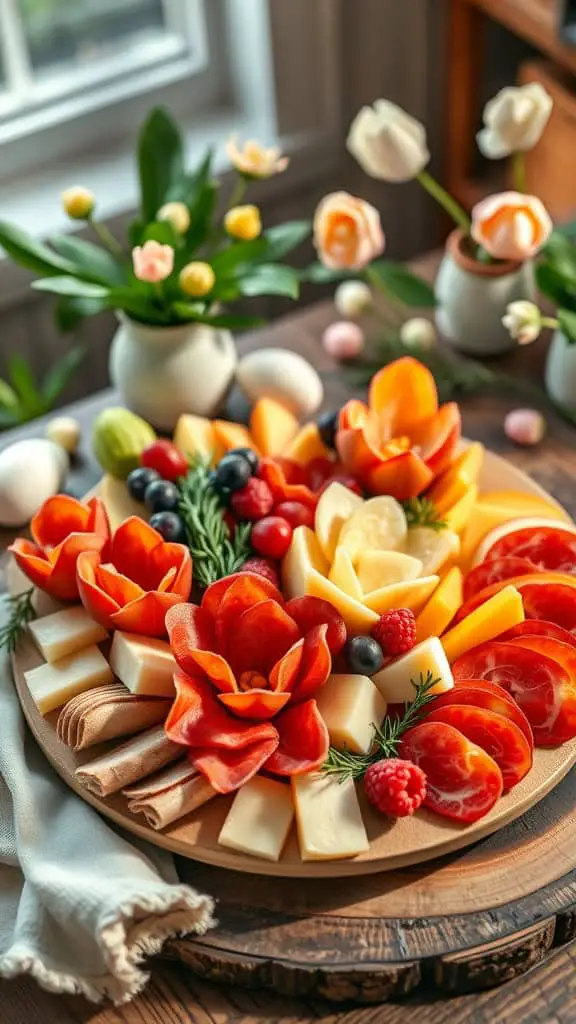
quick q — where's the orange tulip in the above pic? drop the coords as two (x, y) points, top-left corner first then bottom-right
(9, 495), (111, 601)
(77, 517), (192, 637)
(336, 357), (461, 500)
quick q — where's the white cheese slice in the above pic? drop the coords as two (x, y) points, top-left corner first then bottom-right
(292, 773), (369, 861)
(218, 776), (294, 862)
(110, 631), (177, 698)
(315, 674), (386, 754)
(371, 636), (454, 704)
(28, 606), (108, 664)
(24, 645), (113, 714)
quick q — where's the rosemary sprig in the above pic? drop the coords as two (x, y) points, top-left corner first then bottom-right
(402, 497), (447, 532)
(178, 458), (253, 589)
(0, 588), (36, 653)
(322, 671), (440, 782)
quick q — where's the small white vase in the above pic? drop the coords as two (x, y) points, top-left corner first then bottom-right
(109, 315), (237, 432)
(545, 329), (576, 412)
(435, 229), (536, 356)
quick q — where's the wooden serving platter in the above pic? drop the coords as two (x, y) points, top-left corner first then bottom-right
(10, 447), (576, 880)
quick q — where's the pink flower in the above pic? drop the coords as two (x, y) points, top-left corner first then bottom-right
(132, 240), (174, 283)
(322, 321), (365, 360)
(314, 191), (385, 271)
(471, 191), (552, 261)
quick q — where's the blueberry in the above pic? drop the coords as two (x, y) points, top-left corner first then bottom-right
(228, 447), (259, 474)
(149, 511), (187, 543)
(127, 466), (160, 502)
(317, 410), (340, 450)
(214, 453), (252, 492)
(345, 635), (384, 675)
(144, 479), (180, 513)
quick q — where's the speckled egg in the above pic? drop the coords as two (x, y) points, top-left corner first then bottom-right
(236, 348), (324, 418)
(0, 438), (69, 526)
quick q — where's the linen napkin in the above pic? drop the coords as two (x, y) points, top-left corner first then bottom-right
(0, 619), (215, 1003)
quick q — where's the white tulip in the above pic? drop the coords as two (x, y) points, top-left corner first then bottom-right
(477, 83), (553, 159)
(400, 317), (437, 351)
(501, 300), (542, 345)
(347, 99), (430, 182)
(334, 280), (373, 318)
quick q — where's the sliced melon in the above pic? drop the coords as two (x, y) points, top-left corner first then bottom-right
(250, 398), (299, 457)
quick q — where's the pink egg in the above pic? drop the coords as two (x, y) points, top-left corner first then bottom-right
(322, 320), (365, 360)
(504, 408), (546, 446)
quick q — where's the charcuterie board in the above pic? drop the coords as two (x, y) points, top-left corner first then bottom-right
(11, 446), (576, 878)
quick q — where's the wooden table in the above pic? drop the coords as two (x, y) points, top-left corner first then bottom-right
(3, 291), (576, 1024)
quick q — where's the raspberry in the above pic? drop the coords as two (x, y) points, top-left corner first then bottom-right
(239, 557), (280, 588)
(364, 758), (427, 817)
(372, 608), (416, 658)
(231, 477), (274, 521)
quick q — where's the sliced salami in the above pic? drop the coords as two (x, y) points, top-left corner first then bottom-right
(463, 556), (541, 602)
(437, 681), (533, 744)
(425, 704), (532, 790)
(521, 583), (576, 634)
(499, 619), (576, 650)
(483, 525), (576, 574)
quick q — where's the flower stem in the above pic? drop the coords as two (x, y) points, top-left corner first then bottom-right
(512, 151), (527, 193)
(227, 175), (248, 212)
(364, 264), (406, 327)
(89, 217), (125, 261)
(541, 315), (559, 330)
(416, 170), (471, 233)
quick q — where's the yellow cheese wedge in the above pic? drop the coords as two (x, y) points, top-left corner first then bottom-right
(329, 546), (364, 602)
(292, 774), (369, 861)
(479, 490), (571, 522)
(415, 567), (463, 643)
(441, 584), (524, 664)
(444, 485), (479, 535)
(282, 525), (330, 599)
(472, 516), (576, 567)
(428, 442), (484, 515)
(110, 631), (177, 697)
(338, 496), (408, 563)
(314, 481), (363, 562)
(173, 414), (219, 463)
(218, 776), (294, 862)
(315, 673), (387, 754)
(98, 474), (150, 532)
(364, 575), (439, 617)
(306, 567), (380, 633)
(372, 637), (454, 704)
(356, 550), (422, 593)
(24, 645), (113, 714)
(283, 423), (331, 466)
(249, 397), (299, 457)
(29, 606), (108, 664)
(404, 526), (460, 575)
(459, 497), (571, 568)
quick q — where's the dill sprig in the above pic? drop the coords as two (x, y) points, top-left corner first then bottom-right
(322, 671), (440, 782)
(402, 497), (447, 532)
(178, 458), (253, 589)
(0, 588), (36, 653)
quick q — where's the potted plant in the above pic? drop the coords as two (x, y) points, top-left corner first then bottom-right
(0, 109), (310, 431)
(345, 85), (555, 356)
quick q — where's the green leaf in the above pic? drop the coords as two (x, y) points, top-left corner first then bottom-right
(108, 287), (170, 324)
(170, 149), (213, 206)
(535, 263), (576, 308)
(558, 309), (576, 345)
(540, 231), (576, 287)
(54, 295), (110, 332)
(0, 408), (21, 429)
(369, 261), (438, 307)
(299, 262), (352, 284)
(128, 218), (145, 248)
(186, 183), (218, 253)
(261, 220), (311, 262)
(0, 222), (77, 277)
(32, 277), (110, 299)
(50, 234), (125, 285)
(41, 345), (85, 407)
(142, 220), (180, 247)
(8, 355), (42, 417)
(138, 107), (185, 222)
(235, 264), (300, 300)
(0, 378), (19, 411)
(211, 239), (268, 276)
(171, 303), (265, 329)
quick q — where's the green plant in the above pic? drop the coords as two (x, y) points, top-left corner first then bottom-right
(536, 231), (576, 344)
(0, 346), (85, 428)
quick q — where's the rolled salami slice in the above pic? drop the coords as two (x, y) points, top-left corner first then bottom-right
(124, 761), (217, 829)
(76, 726), (180, 797)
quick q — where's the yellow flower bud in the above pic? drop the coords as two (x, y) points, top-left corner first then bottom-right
(224, 204), (262, 241)
(61, 186), (95, 220)
(179, 261), (216, 298)
(157, 201), (190, 235)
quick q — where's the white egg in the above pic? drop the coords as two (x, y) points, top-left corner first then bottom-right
(0, 439), (69, 526)
(236, 348), (324, 418)
(45, 415), (81, 454)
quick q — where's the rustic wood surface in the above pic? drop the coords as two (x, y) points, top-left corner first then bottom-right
(3, 263), (576, 1020)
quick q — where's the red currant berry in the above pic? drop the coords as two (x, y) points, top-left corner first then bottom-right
(141, 440), (188, 482)
(274, 501), (315, 529)
(251, 516), (293, 559)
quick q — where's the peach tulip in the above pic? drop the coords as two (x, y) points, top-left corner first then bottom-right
(471, 192), (552, 261)
(314, 192), (384, 271)
(226, 135), (289, 179)
(132, 240), (174, 283)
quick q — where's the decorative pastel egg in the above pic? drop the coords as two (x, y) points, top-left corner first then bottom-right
(0, 439), (69, 526)
(236, 348), (323, 418)
(45, 415), (81, 454)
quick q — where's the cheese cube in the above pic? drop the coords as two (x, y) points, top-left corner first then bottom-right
(218, 776), (294, 862)
(315, 674), (386, 754)
(441, 584), (524, 664)
(29, 606), (108, 664)
(110, 631), (176, 697)
(25, 645), (113, 714)
(372, 637), (454, 704)
(292, 773), (369, 861)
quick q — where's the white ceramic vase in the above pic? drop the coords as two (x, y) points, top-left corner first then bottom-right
(545, 329), (576, 413)
(435, 229), (536, 356)
(109, 315), (237, 432)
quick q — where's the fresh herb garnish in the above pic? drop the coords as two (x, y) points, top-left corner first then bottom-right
(0, 588), (36, 653)
(322, 671), (439, 782)
(178, 458), (252, 589)
(402, 497), (447, 531)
